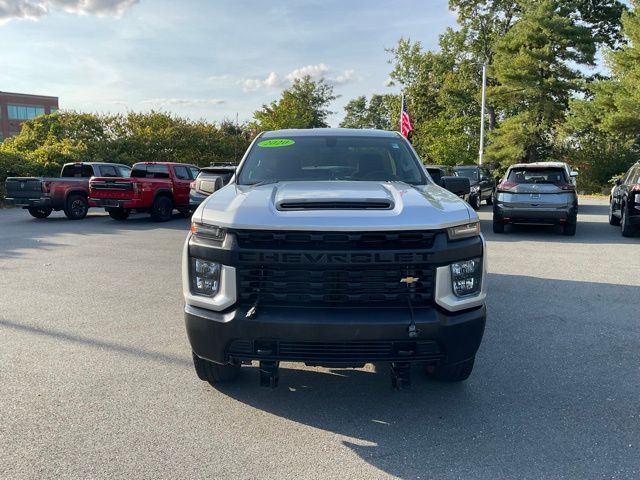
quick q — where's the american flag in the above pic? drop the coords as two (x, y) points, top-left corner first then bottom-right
(400, 94), (414, 139)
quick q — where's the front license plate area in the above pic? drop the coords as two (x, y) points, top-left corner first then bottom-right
(530, 193), (540, 200)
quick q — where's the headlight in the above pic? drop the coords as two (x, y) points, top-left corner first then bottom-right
(450, 258), (482, 297)
(190, 258), (221, 296)
(447, 222), (480, 240)
(191, 222), (226, 241)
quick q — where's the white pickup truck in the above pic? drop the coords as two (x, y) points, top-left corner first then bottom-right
(182, 128), (486, 389)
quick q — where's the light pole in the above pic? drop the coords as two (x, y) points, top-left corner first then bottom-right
(479, 63), (487, 166)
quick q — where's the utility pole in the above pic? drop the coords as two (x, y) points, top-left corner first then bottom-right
(479, 63), (487, 166)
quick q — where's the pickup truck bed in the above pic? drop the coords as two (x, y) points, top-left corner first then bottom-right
(4, 162), (131, 219)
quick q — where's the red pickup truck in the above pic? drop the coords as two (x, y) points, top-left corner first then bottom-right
(89, 162), (199, 221)
(5, 162), (131, 219)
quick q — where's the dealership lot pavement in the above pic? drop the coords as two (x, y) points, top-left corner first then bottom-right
(1, 198), (639, 480)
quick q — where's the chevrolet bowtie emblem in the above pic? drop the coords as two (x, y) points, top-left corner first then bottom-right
(400, 276), (420, 285)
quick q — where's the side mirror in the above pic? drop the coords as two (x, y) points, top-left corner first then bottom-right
(570, 171), (579, 178)
(442, 176), (471, 196)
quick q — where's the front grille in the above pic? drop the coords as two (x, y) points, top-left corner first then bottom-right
(227, 339), (442, 362)
(237, 265), (434, 307)
(234, 230), (436, 250)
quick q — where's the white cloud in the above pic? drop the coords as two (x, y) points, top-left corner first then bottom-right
(141, 98), (225, 107)
(0, 0), (138, 24)
(242, 72), (284, 92)
(330, 69), (355, 86)
(243, 64), (357, 92)
(285, 63), (329, 82)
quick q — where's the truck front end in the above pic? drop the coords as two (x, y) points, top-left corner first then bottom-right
(182, 129), (486, 389)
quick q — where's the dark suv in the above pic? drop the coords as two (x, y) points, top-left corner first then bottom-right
(453, 165), (496, 210)
(609, 162), (640, 237)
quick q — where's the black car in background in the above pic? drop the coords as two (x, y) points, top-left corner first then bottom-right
(453, 165), (496, 210)
(609, 162), (640, 237)
(425, 164), (471, 202)
(189, 164), (236, 208)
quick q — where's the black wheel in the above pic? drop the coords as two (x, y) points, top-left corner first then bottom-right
(471, 194), (481, 210)
(492, 219), (505, 234)
(425, 357), (475, 382)
(621, 204), (636, 237)
(27, 207), (52, 219)
(192, 352), (240, 387)
(563, 217), (577, 236)
(64, 194), (89, 220)
(150, 195), (173, 222)
(177, 207), (191, 217)
(107, 208), (131, 221)
(609, 200), (621, 226)
(486, 190), (494, 205)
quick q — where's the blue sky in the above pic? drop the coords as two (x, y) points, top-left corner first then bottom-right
(0, 0), (457, 125)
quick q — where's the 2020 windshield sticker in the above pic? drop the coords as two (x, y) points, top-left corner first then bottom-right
(257, 139), (295, 148)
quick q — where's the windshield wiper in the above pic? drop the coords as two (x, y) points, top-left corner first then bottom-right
(244, 179), (280, 187)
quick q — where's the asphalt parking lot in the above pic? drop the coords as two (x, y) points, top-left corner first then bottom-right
(1, 198), (639, 480)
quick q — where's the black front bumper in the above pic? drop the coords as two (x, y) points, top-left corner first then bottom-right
(186, 303), (486, 366)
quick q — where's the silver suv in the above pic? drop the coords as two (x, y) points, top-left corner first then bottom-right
(493, 162), (579, 235)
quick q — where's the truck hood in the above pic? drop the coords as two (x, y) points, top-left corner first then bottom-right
(195, 181), (475, 231)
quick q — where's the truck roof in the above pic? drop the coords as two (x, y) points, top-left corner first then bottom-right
(132, 162), (197, 166)
(508, 162), (569, 169)
(63, 161), (130, 166)
(260, 128), (402, 138)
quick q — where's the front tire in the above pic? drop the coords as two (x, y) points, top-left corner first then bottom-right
(28, 207), (52, 219)
(425, 357), (475, 382)
(609, 200), (620, 226)
(64, 194), (89, 220)
(471, 194), (481, 210)
(192, 352), (240, 387)
(107, 208), (131, 220)
(486, 190), (494, 205)
(150, 195), (173, 222)
(621, 205), (636, 237)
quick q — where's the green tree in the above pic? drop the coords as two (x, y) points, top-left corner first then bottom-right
(487, 0), (596, 165)
(340, 94), (398, 130)
(252, 76), (337, 131)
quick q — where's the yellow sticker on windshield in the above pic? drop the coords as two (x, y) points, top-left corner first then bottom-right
(257, 139), (295, 147)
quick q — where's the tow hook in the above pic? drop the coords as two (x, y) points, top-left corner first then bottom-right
(259, 361), (279, 388)
(390, 362), (411, 390)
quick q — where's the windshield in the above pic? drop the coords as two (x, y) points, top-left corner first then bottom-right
(237, 135), (426, 185)
(507, 167), (567, 184)
(454, 168), (479, 182)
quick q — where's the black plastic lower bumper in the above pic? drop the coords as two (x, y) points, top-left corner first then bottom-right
(186, 303), (486, 366)
(6, 197), (52, 208)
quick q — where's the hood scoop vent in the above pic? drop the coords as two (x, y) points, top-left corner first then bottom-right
(277, 199), (394, 211)
(273, 181), (396, 211)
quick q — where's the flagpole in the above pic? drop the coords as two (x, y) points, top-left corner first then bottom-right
(479, 63), (487, 166)
(399, 92), (404, 133)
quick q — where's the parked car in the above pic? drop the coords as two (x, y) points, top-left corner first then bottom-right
(425, 164), (471, 202)
(493, 162), (578, 235)
(609, 161), (640, 237)
(453, 165), (496, 210)
(4, 162), (131, 220)
(89, 162), (199, 221)
(184, 128), (487, 389)
(189, 164), (236, 208)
